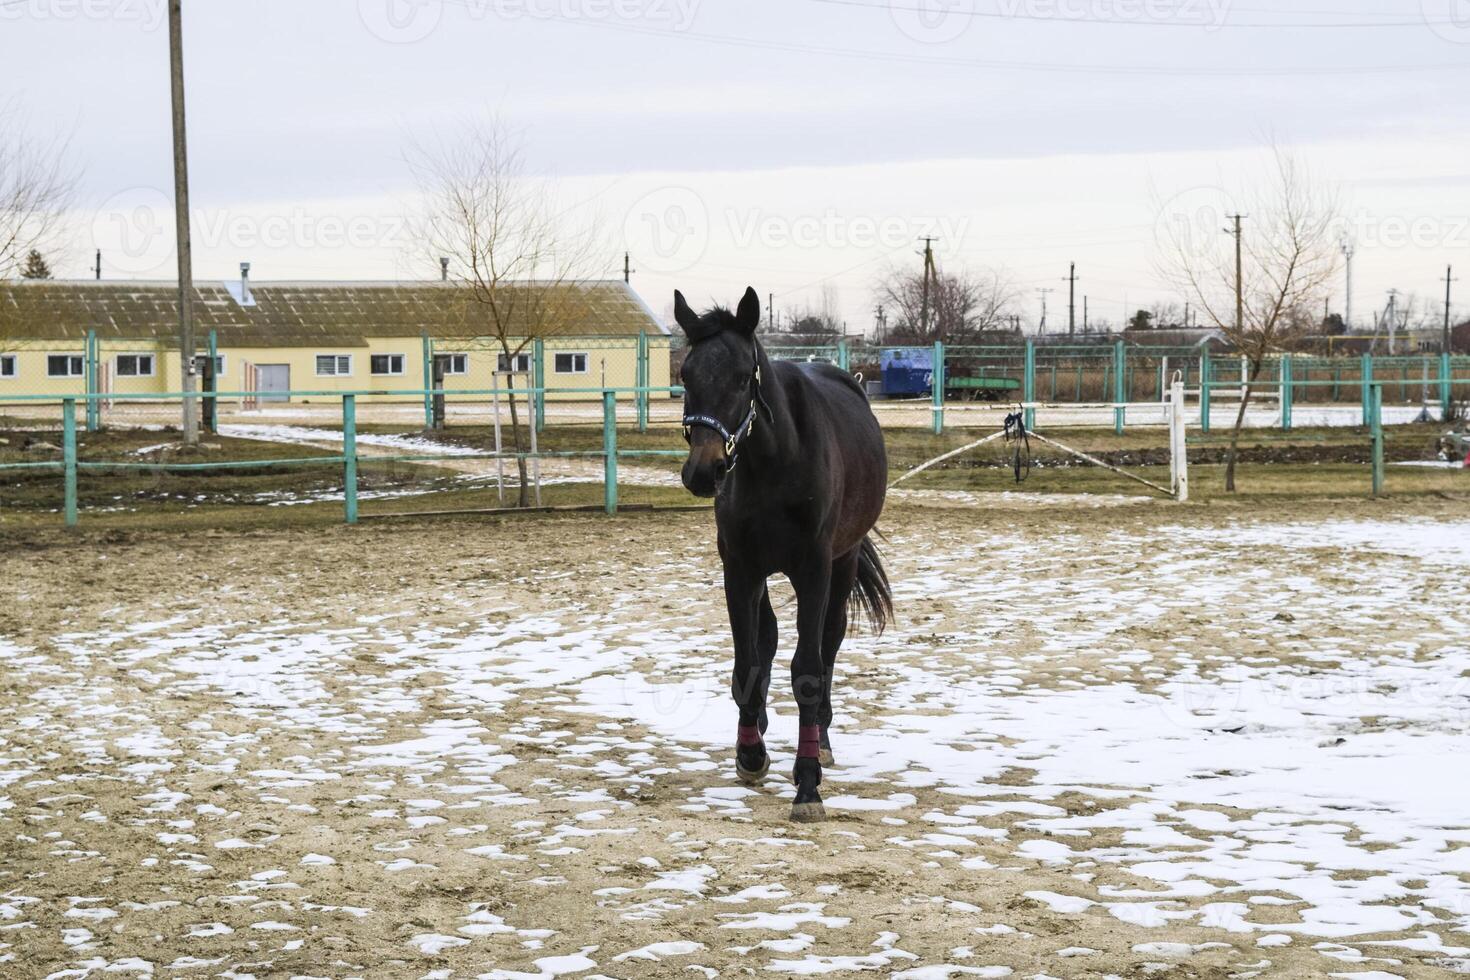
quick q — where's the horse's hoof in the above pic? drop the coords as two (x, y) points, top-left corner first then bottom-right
(735, 755), (769, 785)
(818, 748), (836, 767)
(790, 800), (828, 823)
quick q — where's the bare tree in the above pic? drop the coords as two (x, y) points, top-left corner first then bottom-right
(408, 120), (604, 506)
(874, 265), (1017, 344)
(1160, 148), (1339, 491)
(1, 105), (77, 347)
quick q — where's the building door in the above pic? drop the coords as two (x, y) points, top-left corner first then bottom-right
(258, 364), (290, 402)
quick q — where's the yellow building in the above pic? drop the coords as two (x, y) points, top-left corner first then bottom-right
(0, 279), (670, 404)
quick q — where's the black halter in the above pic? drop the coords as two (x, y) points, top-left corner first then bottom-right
(682, 362), (767, 471)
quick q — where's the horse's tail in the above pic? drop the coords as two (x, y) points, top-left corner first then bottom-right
(850, 534), (894, 636)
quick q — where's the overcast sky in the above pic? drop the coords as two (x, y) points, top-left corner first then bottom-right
(4, 0), (1468, 332)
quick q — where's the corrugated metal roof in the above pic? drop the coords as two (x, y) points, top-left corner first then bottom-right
(0, 280), (667, 346)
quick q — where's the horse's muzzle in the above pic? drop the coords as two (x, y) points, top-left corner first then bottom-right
(681, 442), (728, 498)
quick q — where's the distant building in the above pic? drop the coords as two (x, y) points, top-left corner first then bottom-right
(0, 279), (668, 402)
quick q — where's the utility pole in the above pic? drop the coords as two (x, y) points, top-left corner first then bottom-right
(918, 237), (937, 339)
(1184, 300), (1191, 329)
(1036, 287), (1053, 334)
(1084, 295), (1089, 333)
(1340, 238), (1354, 331)
(768, 292), (774, 332)
(1063, 262), (1079, 336)
(1444, 265), (1457, 353)
(94, 249), (101, 280)
(1225, 214), (1246, 337)
(1384, 289), (1400, 355)
(874, 304), (887, 344)
(622, 252), (634, 284)
(168, 0), (197, 444)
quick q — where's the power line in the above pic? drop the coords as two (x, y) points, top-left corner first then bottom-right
(805, 0), (1465, 29)
(434, 2), (1470, 77)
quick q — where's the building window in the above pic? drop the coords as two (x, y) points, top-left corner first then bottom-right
(47, 354), (84, 378)
(193, 354), (225, 376)
(497, 352), (532, 373)
(116, 354), (155, 377)
(371, 353), (406, 376)
(554, 352), (588, 374)
(438, 353), (468, 375)
(315, 354), (353, 376)
(0, 355), (15, 379)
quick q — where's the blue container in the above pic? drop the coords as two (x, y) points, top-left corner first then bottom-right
(880, 348), (934, 397)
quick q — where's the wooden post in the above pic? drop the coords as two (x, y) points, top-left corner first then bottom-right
(431, 357), (446, 430)
(63, 398), (78, 528)
(603, 389), (618, 515)
(343, 394), (358, 524)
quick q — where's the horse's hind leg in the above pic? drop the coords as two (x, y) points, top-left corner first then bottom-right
(818, 547), (860, 768)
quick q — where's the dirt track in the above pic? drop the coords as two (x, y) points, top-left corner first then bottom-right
(2, 497), (1468, 978)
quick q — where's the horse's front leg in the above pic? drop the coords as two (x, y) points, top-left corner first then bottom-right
(788, 558), (832, 822)
(725, 562), (770, 784)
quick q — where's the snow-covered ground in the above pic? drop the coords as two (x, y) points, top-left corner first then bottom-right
(3, 504), (1467, 976)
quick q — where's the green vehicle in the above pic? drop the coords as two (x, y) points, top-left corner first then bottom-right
(944, 374), (1022, 402)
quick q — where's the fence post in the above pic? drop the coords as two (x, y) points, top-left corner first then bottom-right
(62, 398), (78, 527)
(1113, 339), (1125, 435)
(1200, 348), (1212, 433)
(343, 394), (358, 524)
(837, 338), (850, 372)
(1360, 352), (1373, 426)
(931, 341), (945, 435)
(636, 330), (649, 433)
(1023, 338), (1036, 430)
(533, 337), (546, 433)
(1280, 354), (1293, 432)
(603, 389), (618, 515)
(1441, 351), (1452, 419)
(84, 330), (98, 432)
(1370, 383), (1383, 497)
(421, 332), (433, 429)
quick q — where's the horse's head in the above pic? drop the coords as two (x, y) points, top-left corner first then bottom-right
(673, 285), (765, 498)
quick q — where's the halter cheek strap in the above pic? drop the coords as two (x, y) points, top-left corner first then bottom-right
(682, 364), (765, 470)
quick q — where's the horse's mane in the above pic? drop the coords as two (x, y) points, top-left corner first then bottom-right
(684, 304), (740, 343)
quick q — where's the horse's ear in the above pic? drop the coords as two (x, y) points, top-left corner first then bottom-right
(673, 290), (703, 337)
(735, 286), (760, 336)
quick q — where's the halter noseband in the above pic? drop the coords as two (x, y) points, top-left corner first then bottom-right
(682, 362), (765, 470)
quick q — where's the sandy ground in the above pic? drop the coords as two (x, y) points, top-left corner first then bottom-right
(2, 498), (1469, 979)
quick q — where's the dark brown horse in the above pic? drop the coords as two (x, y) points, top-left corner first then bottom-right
(675, 286), (892, 822)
